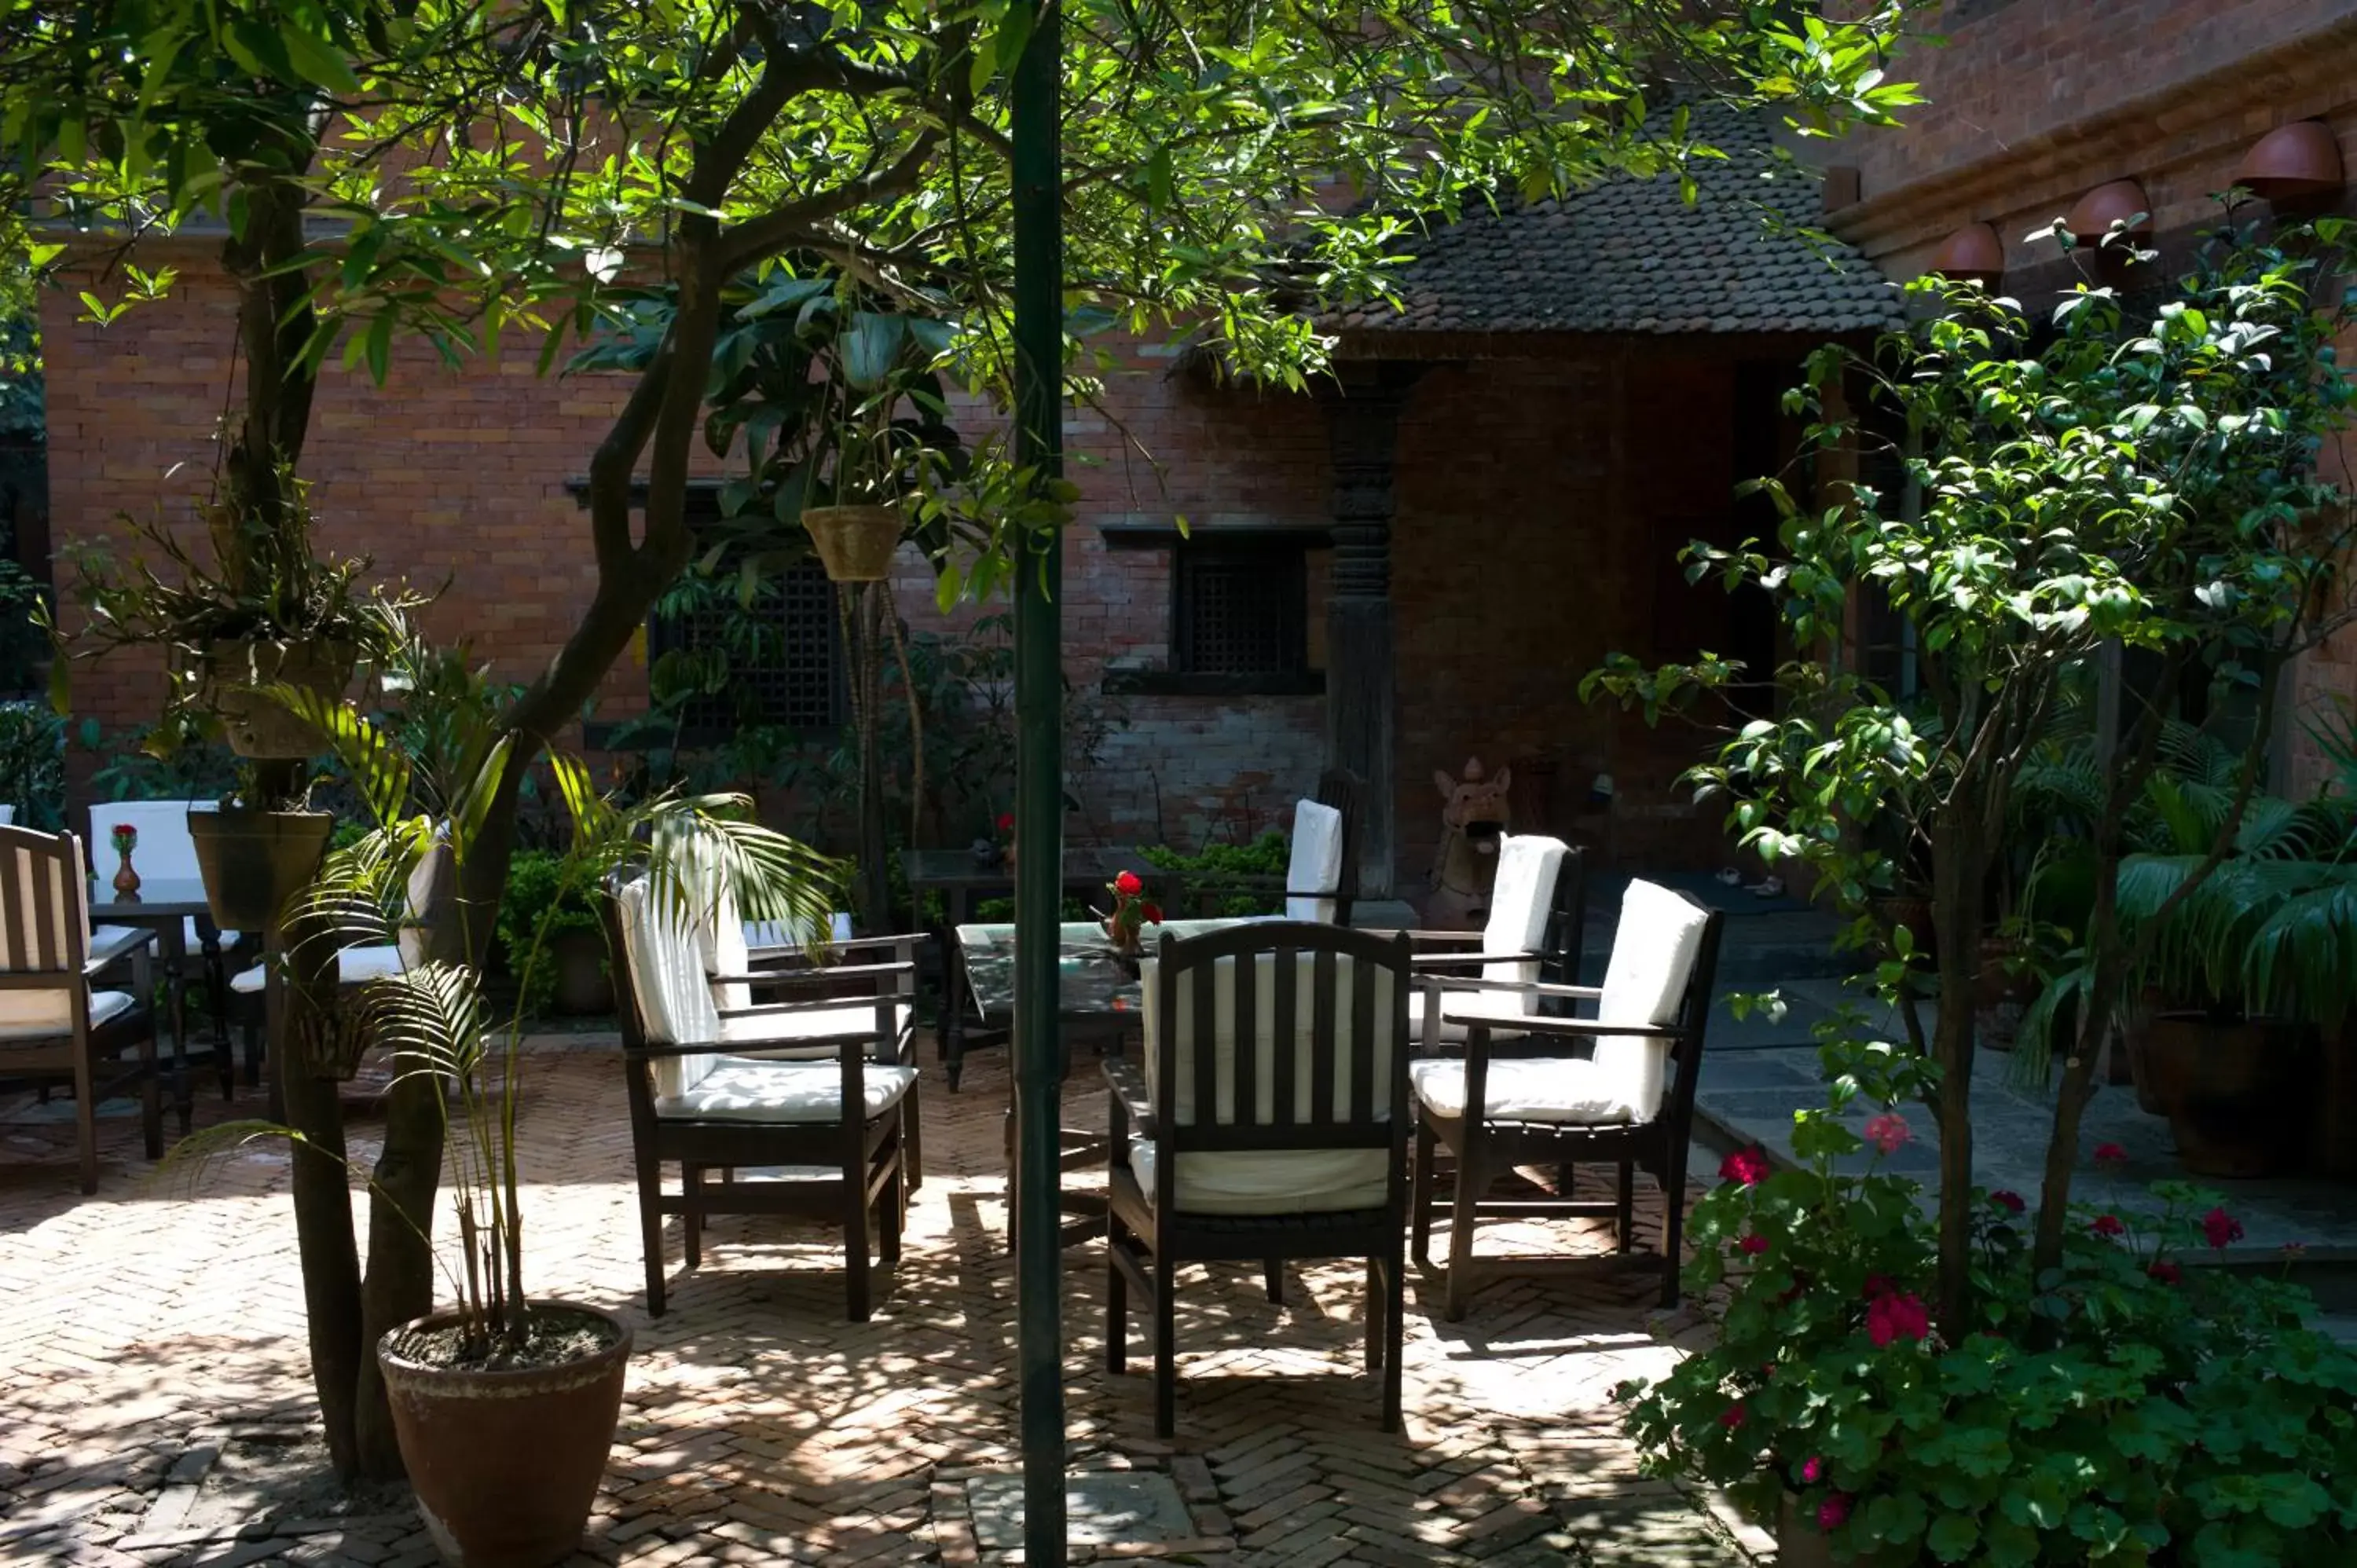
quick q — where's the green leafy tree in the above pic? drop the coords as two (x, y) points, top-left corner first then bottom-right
(1588, 214), (2357, 1328)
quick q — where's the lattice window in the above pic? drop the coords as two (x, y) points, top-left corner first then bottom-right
(1173, 539), (1307, 676)
(647, 551), (844, 738)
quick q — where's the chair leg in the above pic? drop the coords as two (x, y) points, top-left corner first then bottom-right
(1445, 1142), (1483, 1323)
(681, 1164), (705, 1269)
(75, 1079), (98, 1196)
(1381, 1244), (1406, 1433)
(1660, 1161), (1688, 1310)
(1616, 1158), (1636, 1255)
(902, 1085), (925, 1196)
(879, 1160), (904, 1268)
(633, 1147), (669, 1316)
(1410, 1119), (1436, 1272)
(1364, 1258), (1382, 1372)
(1105, 1222), (1128, 1376)
(845, 1156), (874, 1324)
(241, 1007), (264, 1089)
(1264, 1258), (1284, 1305)
(1153, 1252), (1178, 1438)
(140, 1030), (163, 1162)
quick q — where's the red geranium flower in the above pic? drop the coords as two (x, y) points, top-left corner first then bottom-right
(2201, 1207), (2245, 1250)
(1114, 869), (1143, 896)
(2147, 1260), (2182, 1285)
(1865, 1290), (1930, 1347)
(1718, 1401), (1747, 1430)
(2092, 1141), (2129, 1169)
(1141, 903), (1164, 925)
(2090, 1214), (2127, 1238)
(1989, 1189), (2025, 1214)
(1817, 1493), (1853, 1532)
(113, 823), (137, 838)
(1737, 1233), (1769, 1256)
(1718, 1147), (1770, 1187)
(1801, 1456), (1824, 1484)
(996, 812), (1015, 833)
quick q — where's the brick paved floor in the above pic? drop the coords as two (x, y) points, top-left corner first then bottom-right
(0, 1039), (1765, 1567)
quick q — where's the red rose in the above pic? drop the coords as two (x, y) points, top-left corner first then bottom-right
(113, 823), (136, 838)
(1865, 1290), (1929, 1346)
(2201, 1207), (2244, 1250)
(1141, 903), (1164, 924)
(1718, 1401), (1747, 1430)
(1817, 1493), (1852, 1532)
(1989, 1189), (2025, 1213)
(1114, 870), (1143, 896)
(2090, 1214), (2126, 1238)
(1737, 1233), (1769, 1256)
(996, 812), (1015, 833)
(1718, 1147), (1770, 1187)
(2146, 1260), (2182, 1284)
(2092, 1141), (2128, 1169)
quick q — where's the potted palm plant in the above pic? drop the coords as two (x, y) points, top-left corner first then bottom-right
(272, 695), (842, 1566)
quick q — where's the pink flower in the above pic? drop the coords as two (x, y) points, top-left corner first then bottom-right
(1737, 1233), (1769, 1256)
(1114, 869), (1143, 896)
(1719, 1401), (1747, 1430)
(1801, 1456), (1824, 1484)
(1817, 1493), (1853, 1532)
(1865, 1290), (1930, 1346)
(1989, 1189), (2025, 1213)
(2202, 1207), (2245, 1250)
(2147, 1260), (2182, 1285)
(1863, 1112), (1911, 1155)
(2283, 1240), (2310, 1261)
(2090, 1214), (2126, 1238)
(2092, 1141), (2129, 1169)
(1719, 1148), (1771, 1187)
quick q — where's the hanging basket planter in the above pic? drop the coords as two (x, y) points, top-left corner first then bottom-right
(201, 637), (359, 758)
(801, 504), (904, 582)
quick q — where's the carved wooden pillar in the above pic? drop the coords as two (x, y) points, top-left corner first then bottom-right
(1323, 365), (1419, 899)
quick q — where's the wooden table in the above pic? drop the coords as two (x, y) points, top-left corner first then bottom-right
(955, 918), (1251, 1247)
(88, 876), (224, 1115)
(903, 847), (1160, 1089)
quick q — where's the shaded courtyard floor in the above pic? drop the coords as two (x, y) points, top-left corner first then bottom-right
(1, 1037), (1761, 1567)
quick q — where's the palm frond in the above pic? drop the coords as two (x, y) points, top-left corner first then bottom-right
(2242, 869), (2357, 1027)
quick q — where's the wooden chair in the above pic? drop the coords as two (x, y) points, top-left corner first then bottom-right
(1410, 879), (1723, 1318)
(0, 827), (165, 1192)
(605, 869), (918, 1321)
(1105, 921), (1413, 1436)
(1403, 836), (1585, 1049)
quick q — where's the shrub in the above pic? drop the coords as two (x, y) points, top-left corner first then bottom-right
(493, 849), (602, 1018)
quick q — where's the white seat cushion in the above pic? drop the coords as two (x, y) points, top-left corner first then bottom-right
(723, 1002), (912, 1060)
(0, 988), (134, 1043)
(654, 1057), (917, 1124)
(1285, 799), (1346, 924)
(1410, 1056), (1643, 1126)
(1126, 1138), (1391, 1216)
(230, 945), (403, 995)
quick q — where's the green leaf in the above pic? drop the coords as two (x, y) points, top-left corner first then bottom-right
(278, 22), (361, 95)
(1926, 1512), (1981, 1561)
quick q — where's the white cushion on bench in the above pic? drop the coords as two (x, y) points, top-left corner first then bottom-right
(230, 944), (404, 996)
(654, 1057), (916, 1124)
(1410, 1056), (1641, 1126)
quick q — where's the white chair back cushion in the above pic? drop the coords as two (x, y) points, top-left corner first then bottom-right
(1589, 879), (1711, 1123)
(396, 841), (453, 969)
(677, 833), (759, 1010)
(614, 875), (721, 1098)
(0, 830), (91, 1035)
(1479, 834), (1567, 1003)
(0, 805), (15, 825)
(90, 800), (214, 883)
(1285, 799), (1345, 923)
(1137, 946), (1401, 1214)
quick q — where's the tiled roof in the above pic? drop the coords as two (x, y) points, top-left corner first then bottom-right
(1327, 106), (1904, 339)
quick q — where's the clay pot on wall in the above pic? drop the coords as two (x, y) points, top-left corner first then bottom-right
(2138, 1012), (2315, 1178)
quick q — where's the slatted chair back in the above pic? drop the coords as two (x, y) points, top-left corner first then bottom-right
(1144, 921), (1410, 1168)
(0, 826), (96, 1035)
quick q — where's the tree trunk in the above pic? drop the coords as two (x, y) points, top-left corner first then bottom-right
(272, 924), (364, 1480)
(353, 1064), (445, 1477)
(1929, 812), (1986, 1335)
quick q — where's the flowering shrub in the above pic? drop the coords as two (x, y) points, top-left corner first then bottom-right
(1620, 1042), (2357, 1565)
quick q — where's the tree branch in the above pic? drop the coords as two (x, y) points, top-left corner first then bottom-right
(714, 129), (943, 274)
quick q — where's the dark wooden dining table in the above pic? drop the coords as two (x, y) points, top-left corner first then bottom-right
(86, 876), (225, 1115)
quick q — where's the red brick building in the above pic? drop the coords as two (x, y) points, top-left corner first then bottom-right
(38, 3), (2357, 903)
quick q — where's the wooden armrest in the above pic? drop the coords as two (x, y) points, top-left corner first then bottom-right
(1398, 929), (1484, 944)
(1409, 948), (1538, 972)
(86, 925), (158, 973)
(720, 995), (912, 1023)
(1103, 1059), (1157, 1134)
(1423, 974), (1600, 999)
(709, 960), (916, 985)
(625, 1040), (728, 1061)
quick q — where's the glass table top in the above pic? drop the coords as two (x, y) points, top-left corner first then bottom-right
(954, 918), (1248, 1021)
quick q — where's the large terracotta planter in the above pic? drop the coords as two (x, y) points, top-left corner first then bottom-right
(801, 504), (903, 581)
(2140, 1012), (2316, 1178)
(378, 1301), (632, 1567)
(201, 638), (357, 758)
(188, 808), (333, 933)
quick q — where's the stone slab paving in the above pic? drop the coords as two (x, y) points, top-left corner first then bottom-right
(1692, 974), (2357, 1266)
(1, 1035), (1763, 1566)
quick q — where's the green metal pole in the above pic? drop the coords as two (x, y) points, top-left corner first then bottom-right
(1010, 2), (1067, 1559)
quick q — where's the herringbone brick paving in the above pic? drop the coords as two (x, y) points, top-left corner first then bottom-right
(0, 1038), (1762, 1566)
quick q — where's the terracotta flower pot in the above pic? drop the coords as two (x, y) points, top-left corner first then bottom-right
(188, 808), (333, 933)
(378, 1301), (632, 1568)
(201, 638), (357, 758)
(2139, 1011), (2316, 1178)
(801, 504), (904, 582)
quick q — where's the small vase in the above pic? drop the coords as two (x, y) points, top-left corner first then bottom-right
(112, 849), (141, 899)
(1103, 918), (1143, 958)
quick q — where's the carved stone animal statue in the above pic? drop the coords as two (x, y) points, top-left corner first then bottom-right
(1428, 757), (1512, 929)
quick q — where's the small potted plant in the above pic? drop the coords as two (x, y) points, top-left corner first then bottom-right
(108, 820), (141, 898)
(1096, 868), (1160, 960)
(797, 309), (951, 583)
